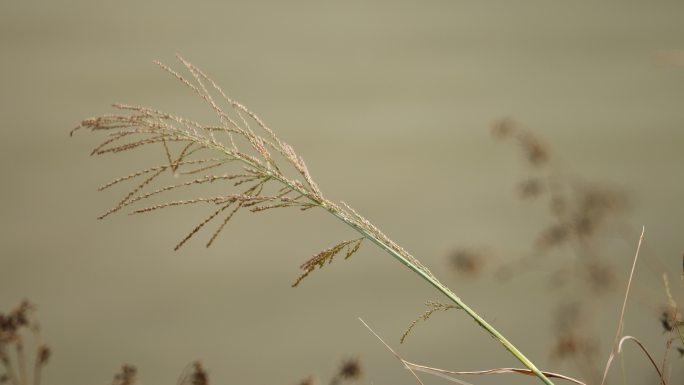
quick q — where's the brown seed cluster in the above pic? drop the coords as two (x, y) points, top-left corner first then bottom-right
(0, 301), (50, 385)
(177, 361), (209, 385)
(660, 309), (679, 333)
(329, 357), (362, 385)
(111, 365), (137, 385)
(109, 360), (209, 385)
(294, 357), (362, 385)
(292, 238), (363, 287)
(337, 358), (362, 380)
(0, 302), (31, 341)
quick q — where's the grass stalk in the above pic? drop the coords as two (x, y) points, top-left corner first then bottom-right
(202, 137), (553, 383)
(328, 209), (554, 385)
(74, 57), (554, 385)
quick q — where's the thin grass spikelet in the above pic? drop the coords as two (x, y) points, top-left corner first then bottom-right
(292, 238), (364, 287)
(400, 301), (458, 344)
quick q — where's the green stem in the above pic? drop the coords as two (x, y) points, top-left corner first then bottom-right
(206, 140), (553, 385)
(327, 208), (555, 385)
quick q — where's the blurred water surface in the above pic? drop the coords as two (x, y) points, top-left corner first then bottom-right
(1, 1), (683, 384)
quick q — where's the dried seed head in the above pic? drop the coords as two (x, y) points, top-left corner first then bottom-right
(659, 307), (682, 333)
(0, 300), (34, 342)
(190, 361), (208, 385)
(37, 345), (51, 365)
(337, 358), (362, 380)
(112, 364), (137, 385)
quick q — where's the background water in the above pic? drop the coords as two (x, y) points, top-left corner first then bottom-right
(1, 1), (683, 384)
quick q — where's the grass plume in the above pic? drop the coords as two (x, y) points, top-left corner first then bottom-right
(73, 56), (555, 384)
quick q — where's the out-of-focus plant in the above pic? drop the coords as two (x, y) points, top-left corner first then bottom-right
(0, 301), (50, 385)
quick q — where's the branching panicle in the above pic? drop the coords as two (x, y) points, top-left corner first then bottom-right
(75, 57), (335, 250)
(74, 57), (557, 385)
(292, 238), (364, 287)
(73, 57), (427, 282)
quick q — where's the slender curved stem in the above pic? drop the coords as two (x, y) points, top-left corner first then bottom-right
(200, 138), (553, 385)
(327, 208), (554, 385)
(86, 93), (553, 384)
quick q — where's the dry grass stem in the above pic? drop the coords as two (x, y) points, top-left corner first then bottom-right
(599, 226), (644, 385)
(616, 336), (665, 385)
(405, 362), (586, 385)
(362, 318), (585, 385)
(358, 318), (425, 385)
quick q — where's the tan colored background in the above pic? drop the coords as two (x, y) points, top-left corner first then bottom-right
(1, 1), (683, 384)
